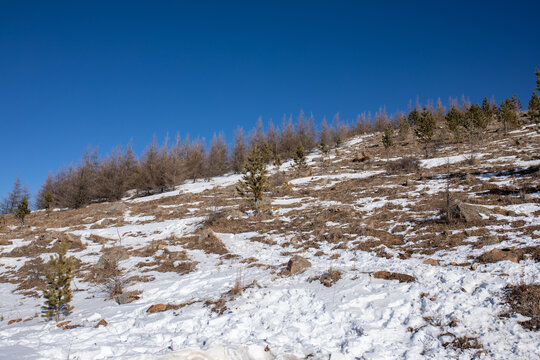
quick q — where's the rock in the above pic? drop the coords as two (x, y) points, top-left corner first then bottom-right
(95, 319), (108, 328)
(146, 304), (167, 313)
(478, 248), (519, 264)
(373, 271), (415, 283)
(56, 320), (70, 328)
(423, 259), (440, 266)
(101, 218), (116, 226)
(284, 255), (312, 275)
(7, 319), (21, 325)
(114, 293), (129, 305)
(352, 151), (371, 163)
(62, 233), (83, 248)
(450, 201), (493, 223)
(106, 202), (127, 214)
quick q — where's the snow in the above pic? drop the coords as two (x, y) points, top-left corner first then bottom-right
(1, 131), (539, 360)
(289, 170), (384, 187)
(419, 154), (486, 169)
(129, 175), (243, 203)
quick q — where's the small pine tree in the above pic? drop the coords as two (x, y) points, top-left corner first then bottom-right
(528, 92), (540, 126)
(381, 124), (394, 161)
(236, 145), (268, 209)
(319, 141), (330, 155)
(273, 155), (282, 167)
(293, 142), (309, 171)
(397, 115), (410, 140)
(42, 241), (74, 321)
(407, 108), (421, 127)
(499, 95), (520, 135)
(44, 192), (54, 217)
(415, 107), (436, 157)
(481, 97), (495, 125)
(536, 67), (540, 92)
(446, 105), (464, 141)
(15, 197), (31, 226)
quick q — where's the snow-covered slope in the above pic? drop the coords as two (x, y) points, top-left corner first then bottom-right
(1, 127), (539, 359)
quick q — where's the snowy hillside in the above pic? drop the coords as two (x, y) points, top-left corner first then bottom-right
(0, 126), (539, 359)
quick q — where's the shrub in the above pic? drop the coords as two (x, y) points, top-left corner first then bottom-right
(236, 145), (268, 209)
(42, 241), (74, 321)
(15, 197), (31, 226)
(386, 157), (419, 174)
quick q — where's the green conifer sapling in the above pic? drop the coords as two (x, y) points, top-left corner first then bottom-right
(42, 241), (74, 321)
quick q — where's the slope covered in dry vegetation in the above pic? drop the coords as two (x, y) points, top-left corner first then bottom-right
(0, 113), (538, 358)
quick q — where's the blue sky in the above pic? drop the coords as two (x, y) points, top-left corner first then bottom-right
(1, 1), (539, 198)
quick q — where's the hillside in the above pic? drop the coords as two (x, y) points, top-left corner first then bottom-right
(0, 124), (539, 359)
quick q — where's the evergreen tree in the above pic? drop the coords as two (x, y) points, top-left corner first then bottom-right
(259, 141), (274, 164)
(42, 242), (74, 321)
(407, 108), (421, 127)
(397, 115), (410, 140)
(468, 104), (489, 131)
(415, 107), (436, 156)
(44, 192), (54, 216)
(15, 197), (31, 225)
(273, 155), (282, 167)
(529, 68), (540, 127)
(293, 142), (309, 171)
(481, 97), (495, 125)
(536, 67), (540, 92)
(236, 145), (268, 209)
(499, 95), (521, 135)
(446, 105), (464, 140)
(1, 177), (30, 214)
(381, 124), (394, 161)
(528, 92), (540, 125)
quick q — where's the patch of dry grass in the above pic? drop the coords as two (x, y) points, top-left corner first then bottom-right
(504, 284), (540, 331)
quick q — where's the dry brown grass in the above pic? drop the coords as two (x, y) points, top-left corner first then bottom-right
(504, 284), (540, 331)
(386, 156), (420, 174)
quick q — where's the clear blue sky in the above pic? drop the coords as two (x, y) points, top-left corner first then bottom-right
(1, 0), (539, 198)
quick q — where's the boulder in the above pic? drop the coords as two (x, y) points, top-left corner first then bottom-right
(373, 271), (415, 283)
(283, 255), (312, 275)
(106, 202), (127, 214)
(478, 248), (519, 263)
(450, 201), (493, 223)
(423, 259), (440, 266)
(146, 304), (167, 313)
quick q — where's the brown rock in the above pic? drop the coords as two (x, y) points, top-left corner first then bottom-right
(284, 255), (312, 275)
(373, 271), (415, 283)
(7, 319), (21, 325)
(423, 259), (440, 266)
(95, 319), (108, 328)
(56, 320), (70, 328)
(146, 304), (167, 313)
(106, 202), (127, 214)
(450, 201), (493, 223)
(478, 248), (520, 264)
